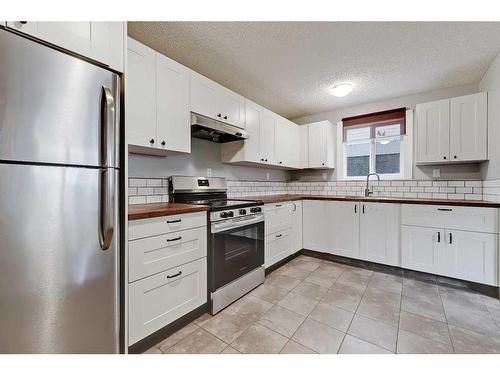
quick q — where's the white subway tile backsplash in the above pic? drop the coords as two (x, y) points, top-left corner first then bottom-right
(128, 177), (496, 205)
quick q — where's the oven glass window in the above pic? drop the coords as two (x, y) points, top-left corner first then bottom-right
(212, 221), (264, 290)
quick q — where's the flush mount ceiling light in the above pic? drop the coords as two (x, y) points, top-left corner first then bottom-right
(329, 83), (354, 97)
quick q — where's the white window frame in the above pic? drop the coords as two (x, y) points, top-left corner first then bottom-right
(337, 109), (413, 181)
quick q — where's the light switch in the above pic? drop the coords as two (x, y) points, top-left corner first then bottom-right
(433, 168), (441, 178)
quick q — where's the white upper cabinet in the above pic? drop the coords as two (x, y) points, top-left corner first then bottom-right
(126, 38), (157, 149)
(156, 53), (190, 153)
(276, 118), (300, 168)
(416, 92), (487, 164)
(416, 99), (450, 163)
(260, 109), (277, 165)
(190, 71), (245, 129)
(6, 21), (125, 72)
(126, 38), (190, 155)
(306, 121), (335, 169)
(449, 92), (487, 162)
(299, 125), (309, 168)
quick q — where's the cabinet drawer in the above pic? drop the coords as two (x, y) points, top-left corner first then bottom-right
(128, 211), (207, 240)
(129, 226), (207, 282)
(265, 202), (293, 235)
(265, 229), (292, 268)
(128, 257), (207, 345)
(401, 204), (498, 233)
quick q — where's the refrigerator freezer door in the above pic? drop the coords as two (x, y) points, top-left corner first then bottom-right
(0, 29), (120, 168)
(0, 164), (119, 353)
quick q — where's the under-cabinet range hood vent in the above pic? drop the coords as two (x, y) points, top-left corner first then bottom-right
(190, 112), (249, 143)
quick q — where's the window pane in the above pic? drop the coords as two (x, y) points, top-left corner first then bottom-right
(345, 126), (370, 142)
(375, 138), (400, 174)
(375, 123), (401, 138)
(346, 142), (370, 177)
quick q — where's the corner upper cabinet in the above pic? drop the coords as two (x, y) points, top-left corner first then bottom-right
(275, 118), (300, 168)
(126, 38), (190, 155)
(306, 121), (335, 168)
(6, 21), (125, 72)
(416, 92), (487, 164)
(190, 71), (245, 129)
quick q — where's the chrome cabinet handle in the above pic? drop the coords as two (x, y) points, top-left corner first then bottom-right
(167, 236), (182, 242)
(98, 169), (115, 250)
(101, 85), (116, 168)
(167, 271), (182, 279)
(167, 219), (182, 224)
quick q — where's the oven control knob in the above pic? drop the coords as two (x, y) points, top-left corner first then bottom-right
(250, 207), (262, 213)
(220, 212), (228, 218)
(239, 209), (247, 215)
(227, 211), (234, 217)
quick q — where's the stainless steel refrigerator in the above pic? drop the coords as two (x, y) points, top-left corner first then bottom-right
(0, 29), (120, 353)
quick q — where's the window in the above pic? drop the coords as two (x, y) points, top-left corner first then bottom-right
(341, 108), (407, 179)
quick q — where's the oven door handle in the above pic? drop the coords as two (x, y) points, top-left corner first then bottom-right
(211, 214), (264, 233)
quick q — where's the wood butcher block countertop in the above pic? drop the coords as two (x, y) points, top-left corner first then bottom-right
(128, 203), (209, 220)
(242, 194), (500, 208)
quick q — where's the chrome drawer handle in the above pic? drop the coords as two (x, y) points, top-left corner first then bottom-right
(167, 236), (182, 242)
(167, 219), (182, 224)
(167, 271), (182, 279)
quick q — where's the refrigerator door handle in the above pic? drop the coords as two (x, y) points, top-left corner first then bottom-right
(99, 169), (115, 250)
(101, 85), (116, 168)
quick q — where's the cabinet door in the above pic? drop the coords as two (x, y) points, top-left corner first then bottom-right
(303, 200), (329, 252)
(299, 125), (309, 168)
(90, 22), (124, 72)
(128, 257), (207, 345)
(359, 203), (399, 266)
(265, 202), (293, 235)
(308, 122), (327, 168)
(242, 100), (263, 162)
(444, 230), (497, 286)
(291, 201), (303, 253)
(449, 92), (487, 162)
(156, 53), (190, 153)
(416, 99), (450, 163)
(217, 86), (245, 129)
(265, 229), (292, 268)
(126, 38), (157, 148)
(260, 110), (277, 165)
(330, 201), (360, 258)
(401, 226), (445, 274)
(190, 71), (218, 119)
(275, 118), (290, 167)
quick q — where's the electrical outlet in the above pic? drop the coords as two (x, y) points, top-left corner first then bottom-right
(207, 168), (212, 177)
(266, 172), (270, 181)
(322, 173), (327, 180)
(433, 168), (441, 178)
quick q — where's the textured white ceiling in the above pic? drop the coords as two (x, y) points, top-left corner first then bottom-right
(128, 22), (500, 119)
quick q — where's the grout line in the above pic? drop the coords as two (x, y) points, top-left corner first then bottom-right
(437, 284), (456, 354)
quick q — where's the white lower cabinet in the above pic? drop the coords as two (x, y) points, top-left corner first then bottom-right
(359, 202), (400, 266)
(330, 201), (360, 258)
(303, 199), (331, 252)
(402, 226), (498, 286)
(127, 212), (208, 346)
(265, 229), (292, 268)
(128, 257), (207, 345)
(265, 202), (293, 236)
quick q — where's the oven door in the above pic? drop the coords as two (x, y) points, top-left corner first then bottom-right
(210, 215), (264, 291)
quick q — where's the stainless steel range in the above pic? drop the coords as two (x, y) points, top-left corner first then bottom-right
(169, 176), (265, 314)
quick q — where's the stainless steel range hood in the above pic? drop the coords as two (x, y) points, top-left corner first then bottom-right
(191, 112), (249, 143)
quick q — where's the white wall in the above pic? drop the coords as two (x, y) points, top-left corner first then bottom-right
(291, 83), (483, 181)
(479, 52), (500, 180)
(128, 137), (289, 181)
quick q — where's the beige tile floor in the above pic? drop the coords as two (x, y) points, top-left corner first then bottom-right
(144, 255), (500, 354)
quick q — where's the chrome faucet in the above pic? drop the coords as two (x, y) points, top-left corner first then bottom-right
(365, 173), (380, 197)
